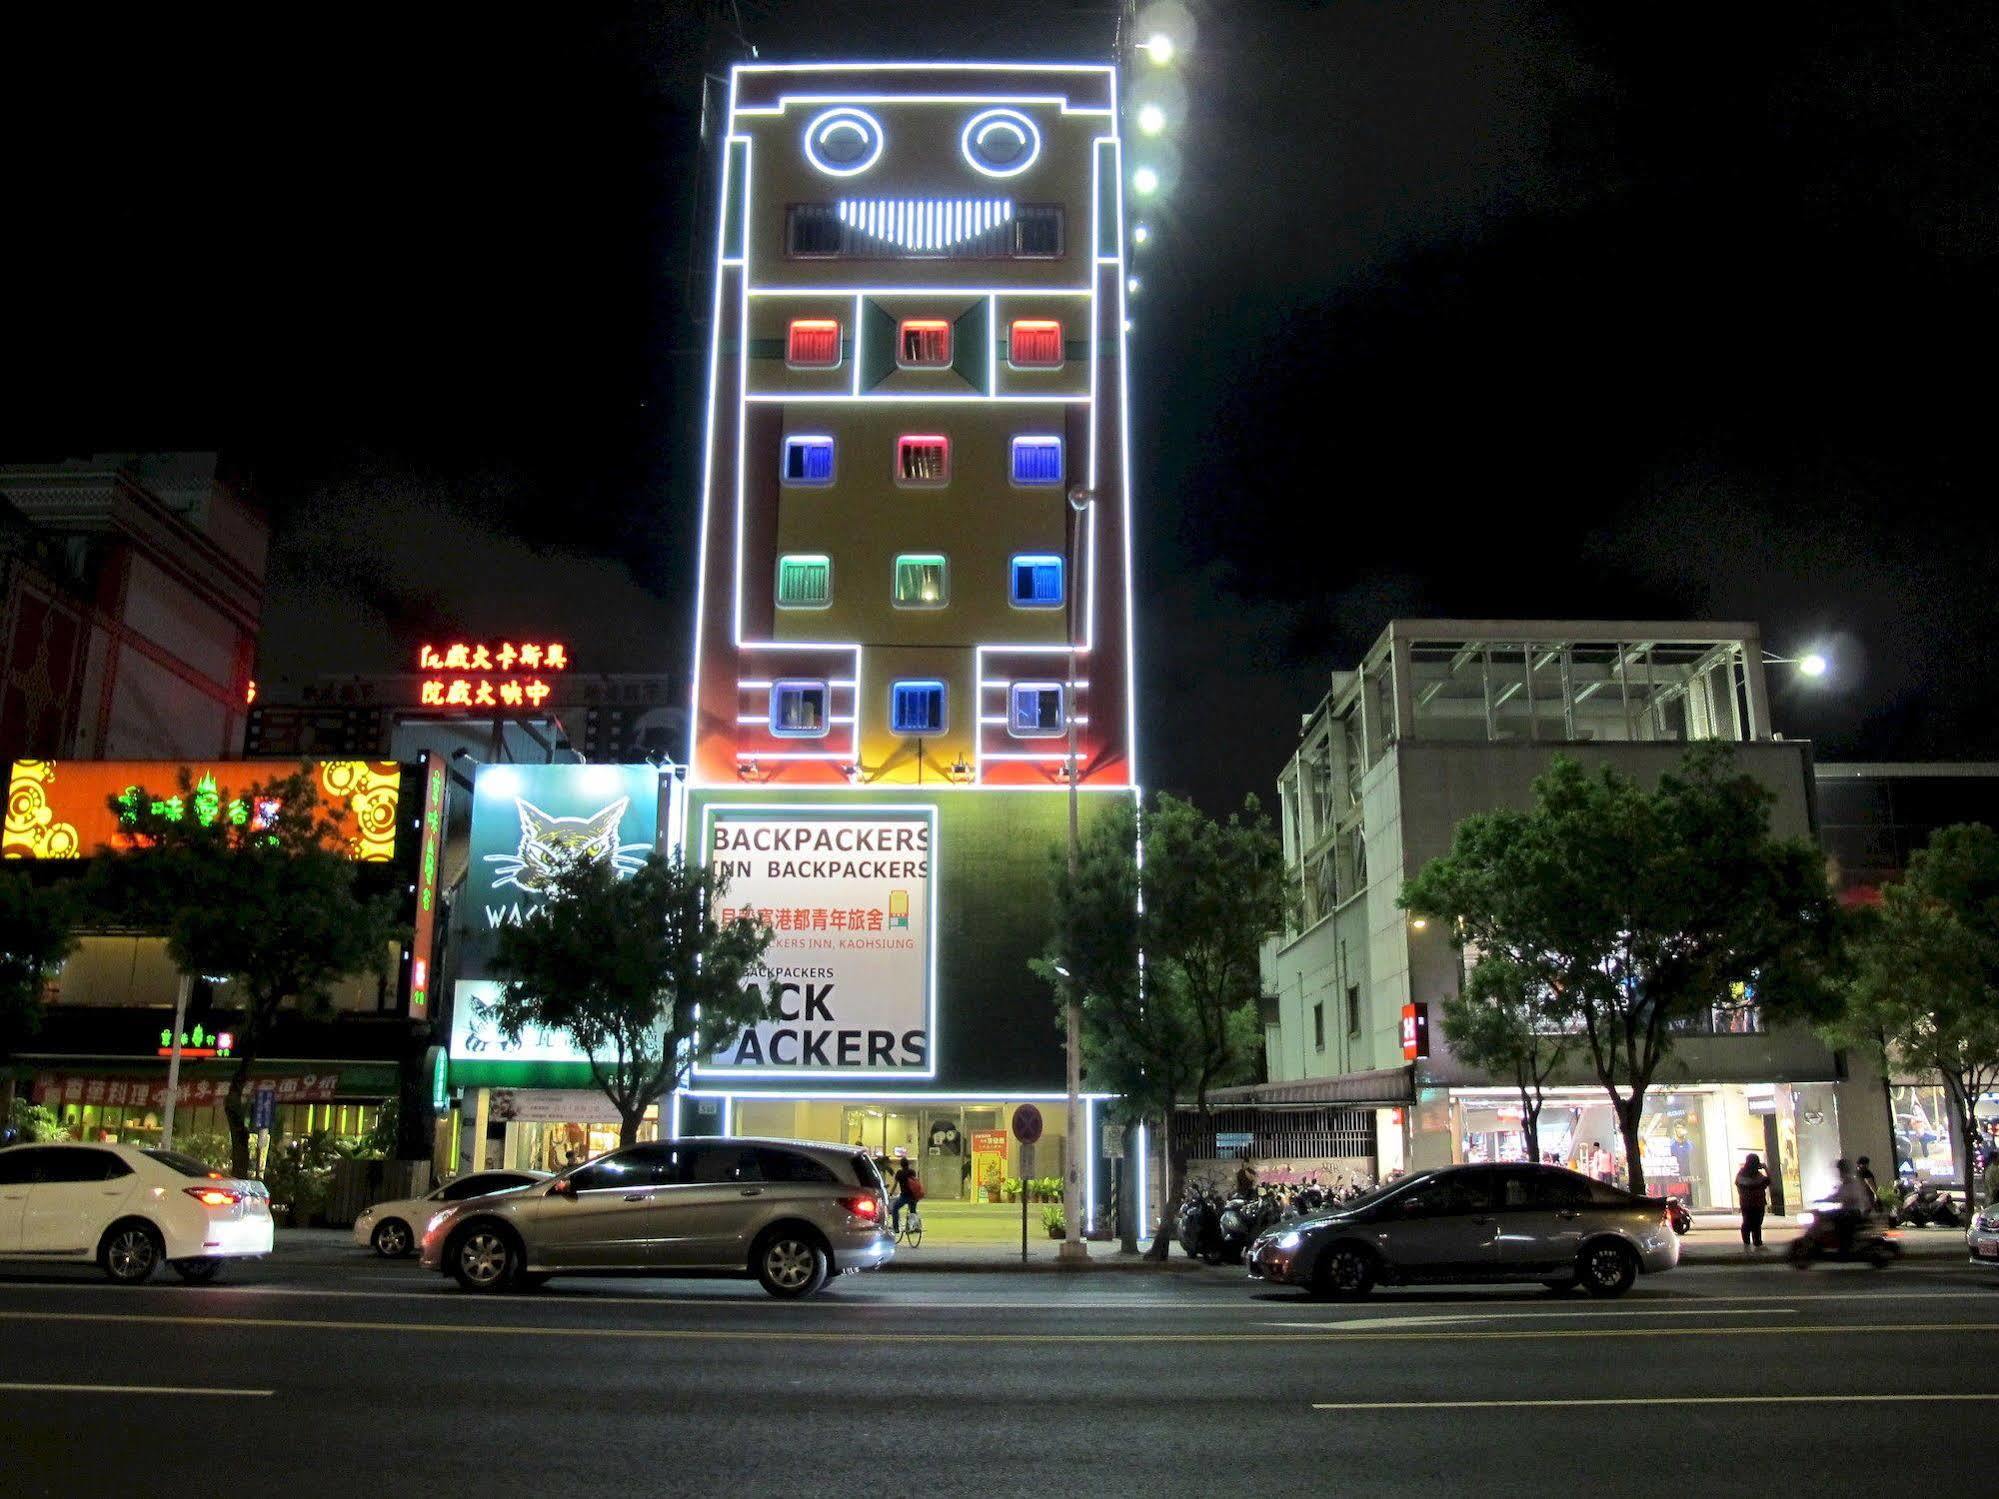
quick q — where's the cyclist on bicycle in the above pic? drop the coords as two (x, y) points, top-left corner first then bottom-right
(890, 1160), (923, 1232)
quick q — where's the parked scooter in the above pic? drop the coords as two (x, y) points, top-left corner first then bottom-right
(1665, 1199), (1694, 1235)
(1788, 1208), (1901, 1268)
(1177, 1180), (1222, 1261)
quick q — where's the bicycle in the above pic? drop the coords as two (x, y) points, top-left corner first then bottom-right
(893, 1207), (924, 1248)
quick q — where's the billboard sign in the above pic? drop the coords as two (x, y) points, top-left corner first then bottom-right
(3, 759), (403, 861)
(697, 804), (936, 1078)
(446, 763), (662, 1068)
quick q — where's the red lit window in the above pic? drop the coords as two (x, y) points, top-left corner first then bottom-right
(786, 318), (841, 368)
(1009, 319), (1063, 368)
(898, 319), (952, 367)
(896, 435), (950, 484)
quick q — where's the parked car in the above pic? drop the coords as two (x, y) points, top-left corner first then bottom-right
(420, 1137), (893, 1298)
(0, 1141), (272, 1284)
(1246, 1162), (1680, 1299)
(1969, 1203), (1999, 1271)
(353, 1169), (549, 1257)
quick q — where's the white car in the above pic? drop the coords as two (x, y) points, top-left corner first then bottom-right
(0, 1141), (272, 1284)
(354, 1168), (549, 1257)
(1970, 1204), (1999, 1271)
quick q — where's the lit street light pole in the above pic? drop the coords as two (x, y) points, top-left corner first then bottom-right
(1060, 485), (1094, 1262)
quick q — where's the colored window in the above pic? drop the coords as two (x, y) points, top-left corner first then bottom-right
(1010, 435), (1063, 485)
(1009, 682), (1065, 738)
(769, 681), (829, 738)
(1014, 205), (1064, 257)
(896, 435), (950, 484)
(893, 554), (948, 609)
(1010, 554), (1064, 608)
(890, 681), (947, 735)
(1009, 319), (1063, 368)
(786, 318), (841, 368)
(898, 319), (952, 367)
(782, 436), (835, 485)
(775, 555), (831, 609)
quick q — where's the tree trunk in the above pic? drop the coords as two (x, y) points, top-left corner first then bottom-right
(619, 1105), (643, 1149)
(1944, 1075), (1978, 1207)
(223, 1046), (257, 1179)
(1118, 1121), (1139, 1254)
(1521, 1089), (1541, 1164)
(0, 1067), (17, 1131)
(1145, 1113), (1176, 1260)
(1615, 1092), (1647, 1196)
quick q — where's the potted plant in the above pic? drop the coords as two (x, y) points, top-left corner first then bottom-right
(1002, 1175), (1022, 1204)
(1041, 1204), (1066, 1239)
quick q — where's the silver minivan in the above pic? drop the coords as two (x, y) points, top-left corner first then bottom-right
(419, 1137), (893, 1298)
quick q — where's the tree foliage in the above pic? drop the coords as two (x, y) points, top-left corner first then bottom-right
(1827, 822), (1999, 1201)
(1439, 954), (1571, 1163)
(491, 850), (775, 1148)
(1036, 793), (1283, 1256)
(89, 767), (403, 1176)
(0, 868), (77, 1122)
(1402, 746), (1838, 1193)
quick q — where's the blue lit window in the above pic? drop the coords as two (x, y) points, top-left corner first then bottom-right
(889, 681), (947, 735)
(769, 681), (829, 738)
(782, 436), (835, 485)
(1009, 682), (1065, 738)
(1010, 435), (1063, 486)
(1010, 554), (1064, 608)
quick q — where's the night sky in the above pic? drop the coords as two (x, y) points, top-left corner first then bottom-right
(14, 3), (1997, 811)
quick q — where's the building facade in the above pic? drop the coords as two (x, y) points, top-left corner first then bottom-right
(1244, 621), (1892, 1216)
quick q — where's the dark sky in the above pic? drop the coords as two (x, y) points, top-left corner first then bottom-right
(13, 3), (1998, 811)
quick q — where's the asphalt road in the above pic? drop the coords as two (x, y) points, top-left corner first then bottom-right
(3, 1244), (1995, 1498)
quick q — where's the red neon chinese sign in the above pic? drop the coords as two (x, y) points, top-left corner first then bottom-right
(416, 640), (569, 711)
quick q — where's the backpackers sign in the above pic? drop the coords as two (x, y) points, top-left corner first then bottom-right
(698, 804), (937, 1078)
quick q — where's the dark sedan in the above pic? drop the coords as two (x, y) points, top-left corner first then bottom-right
(1246, 1163), (1680, 1299)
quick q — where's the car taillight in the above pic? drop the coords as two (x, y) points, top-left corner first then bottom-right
(843, 1195), (880, 1220)
(185, 1187), (241, 1207)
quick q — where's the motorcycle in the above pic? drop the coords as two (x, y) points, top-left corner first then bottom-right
(1216, 1189), (1284, 1264)
(1665, 1199), (1694, 1235)
(1787, 1208), (1901, 1268)
(1176, 1181), (1222, 1261)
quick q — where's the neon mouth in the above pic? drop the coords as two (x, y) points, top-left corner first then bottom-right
(835, 198), (1014, 252)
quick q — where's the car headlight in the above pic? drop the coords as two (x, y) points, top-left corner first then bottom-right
(1273, 1229), (1303, 1252)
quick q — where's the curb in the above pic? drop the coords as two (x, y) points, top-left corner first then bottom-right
(881, 1255), (1212, 1274)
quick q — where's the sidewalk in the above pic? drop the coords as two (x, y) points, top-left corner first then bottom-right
(1675, 1220), (1969, 1265)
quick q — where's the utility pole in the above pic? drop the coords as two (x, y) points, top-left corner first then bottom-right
(159, 972), (193, 1150)
(1060, 486), (1094, 1263)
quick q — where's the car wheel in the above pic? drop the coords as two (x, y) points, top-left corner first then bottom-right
(448, 1224), (521, 1293)
(171, 1257), (221, 1284)
(1579, 1241), (1638, 1298)
(1311, 1242), (1376, 1300)
(1868, 1242), (1899, 1269)
(99, 1222), (163, 1285)
(755, 1230), (830, 1299)
(371, 1219), (414, 1258)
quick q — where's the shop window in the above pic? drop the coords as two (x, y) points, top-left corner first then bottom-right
(1008, 681), (1065, 738)
(786, 318), (841, 368)
(775, 554), (831, 609)
(897, 319), (952, 367)
(890, 680), (946, 735)
(782, 435), (836, 485)
(1009, 318), (1064, 368)
(896, 435), (950, 484)
(893, 554), (948, 609)
(1010, 434), (1063, 485)
(1009, 554), (1064, 608)
(769, 681), (830, 738)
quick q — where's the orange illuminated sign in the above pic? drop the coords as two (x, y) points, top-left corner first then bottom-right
(416, 640), (569, 711)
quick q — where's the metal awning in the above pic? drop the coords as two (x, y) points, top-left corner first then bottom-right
(1203, 1065), (1416, 1110)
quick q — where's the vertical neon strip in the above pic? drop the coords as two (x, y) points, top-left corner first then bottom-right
(1135, 1119), (1149, 1238)
(1085, 1094), (1098, 1234)
(851, 292), (864, 395)
(732, 134), (754, 647)
(986, 294), (998, 392)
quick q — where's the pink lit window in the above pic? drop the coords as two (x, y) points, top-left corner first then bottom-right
(786, 318), (841, 368)
(896, 435), (950, 484)
(898, 319), (952, 367)
(1008, 319), (1063, 368)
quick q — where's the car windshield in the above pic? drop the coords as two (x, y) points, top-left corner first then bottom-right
(142, 1149), (224, 1179)
(1338, 1172), (1436, 1214)
(850, 1153), (886, 1194)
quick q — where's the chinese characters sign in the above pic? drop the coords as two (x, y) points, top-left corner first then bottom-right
(417, 639), (569, 711)
(33, 1071), (340, 1110)
(699, 806), (936, 1076)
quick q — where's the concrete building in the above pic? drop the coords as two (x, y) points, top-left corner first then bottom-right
(0, 453), (265, 765)
(1239, 621), (1891, 1216)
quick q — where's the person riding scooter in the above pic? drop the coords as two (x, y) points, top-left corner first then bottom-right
(1827, 1159), (1868, 1254)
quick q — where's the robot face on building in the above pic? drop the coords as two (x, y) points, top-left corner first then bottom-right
(801, 105), (1043, 180)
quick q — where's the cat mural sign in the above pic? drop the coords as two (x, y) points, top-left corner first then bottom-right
(696, 804), (937, 1079)
(446, 762), (666, 1079)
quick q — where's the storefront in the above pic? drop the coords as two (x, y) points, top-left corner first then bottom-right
(1890, 1080), (1999, 1188)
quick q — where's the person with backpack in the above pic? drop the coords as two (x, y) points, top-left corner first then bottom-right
(1735, 1152), (1772, 1249)
(890, 1159), (924, 1232)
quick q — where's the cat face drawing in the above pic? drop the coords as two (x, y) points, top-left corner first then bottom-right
(483, 798), (647, 895)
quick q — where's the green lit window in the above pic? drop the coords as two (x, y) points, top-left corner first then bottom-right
(893, 554), (948, 609)
(776, 554), (831, 609)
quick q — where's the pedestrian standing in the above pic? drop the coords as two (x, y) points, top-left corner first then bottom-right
(1735, 1152), (1772, 1249)
(1854, 1156), (1879, 1211)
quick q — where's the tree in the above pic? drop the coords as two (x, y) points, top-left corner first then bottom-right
(1438, 956), (1571, 1164)
(491, 850), (775, 1148)
(1401, 746), (1838, 1194)
(1035, 793), (1282, 1258)
(0, 868), (77, 1126)
(1828, 823), (1999, 1204)
(91, 768), (403, 1177)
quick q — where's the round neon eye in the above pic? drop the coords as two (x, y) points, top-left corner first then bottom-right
(961, 108), (1041, 178)
(804, 108), (884, 176)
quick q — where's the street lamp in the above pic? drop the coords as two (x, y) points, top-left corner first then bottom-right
(1132, 165), (1160, 195)
(1764, 649), (1833, 681)
(1058, 484), (1096, 1264)
(1137, 102), (1166, 135)
(1132, 222), (1151, 245)
(1142, 32), (1175, 65)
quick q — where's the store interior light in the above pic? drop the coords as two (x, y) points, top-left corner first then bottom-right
(1137, 102), (1166, 135)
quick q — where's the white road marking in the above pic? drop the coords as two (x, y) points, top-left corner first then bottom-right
(1313, 1392), (1999, 1412)
(0, 1381), (271, 1398)
(1269, 1307), (1797, 1330)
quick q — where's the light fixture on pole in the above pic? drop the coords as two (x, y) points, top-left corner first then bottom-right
(1764, 649), (1832, 681)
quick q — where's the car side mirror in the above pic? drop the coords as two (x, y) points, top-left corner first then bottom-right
(547, 1179), (576, 1200)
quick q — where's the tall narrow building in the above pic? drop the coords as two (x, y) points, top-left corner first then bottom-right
(681, 63), (1138, 1219)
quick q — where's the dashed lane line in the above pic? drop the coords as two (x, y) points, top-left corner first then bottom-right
(0, 1381), (271, 1398)
(1312, 1393), (1999, 1412)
